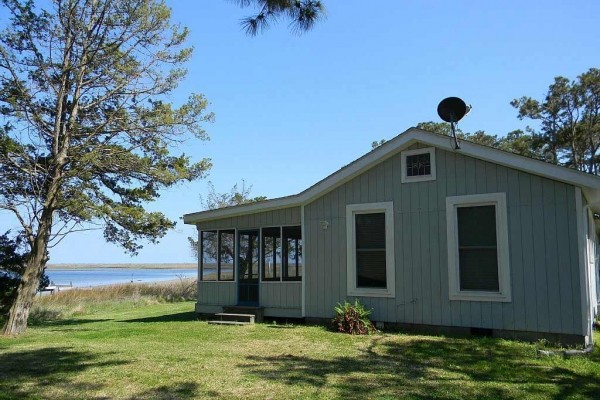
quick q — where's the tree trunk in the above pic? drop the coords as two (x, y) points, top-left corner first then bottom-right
(2, 240), (48, 335)
(2, 202), (54, 336)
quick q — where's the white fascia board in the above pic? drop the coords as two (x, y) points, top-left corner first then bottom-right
(409, 129), (600, 190)
(183, 196), (301, 224)
(183, 127), (600, 224)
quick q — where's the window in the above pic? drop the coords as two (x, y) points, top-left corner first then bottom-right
(346, 202), (395, 297)
(283, 226), (302, 281)
(355, 213), (386, 288)
(200, 231), (217, 281)
(262, 227), (282, 281)
(401, 147), (436, 183)
(446, 193), (511, 302)
(200, 229), (235, 281)
(219, 230), (235, 280)
(238, 230), (259, 282)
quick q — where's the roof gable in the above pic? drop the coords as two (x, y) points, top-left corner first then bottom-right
(184, 128), (600, 223)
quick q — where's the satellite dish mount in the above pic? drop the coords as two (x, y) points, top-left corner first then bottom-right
(437, 97), (471, 150)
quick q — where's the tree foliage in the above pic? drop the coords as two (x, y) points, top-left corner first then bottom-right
(0, 0), (212, 335)
(200, 180), (266, 210)
(371, 139), (386, 149)
(188, 180), (265, 259)
(511, 68), (600, 173)
(230, 0), (325, 35)
(415, 122), (541, 159)
(416, 69), (600, 173)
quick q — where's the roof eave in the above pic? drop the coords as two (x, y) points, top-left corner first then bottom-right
(182, 196), (302, 224)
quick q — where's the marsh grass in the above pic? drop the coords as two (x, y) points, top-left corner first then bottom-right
(28, 278), (196, 323)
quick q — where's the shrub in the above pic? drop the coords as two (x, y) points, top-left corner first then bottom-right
(331, 299), (375, 335)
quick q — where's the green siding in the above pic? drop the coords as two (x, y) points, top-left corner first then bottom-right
(304, 146), (584, 336)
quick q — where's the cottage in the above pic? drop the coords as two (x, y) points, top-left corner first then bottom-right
(183, 128), (600, 345)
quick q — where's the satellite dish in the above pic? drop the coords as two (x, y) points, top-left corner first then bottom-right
(437, 97), (468, 123)
(436, 97), (471, 150)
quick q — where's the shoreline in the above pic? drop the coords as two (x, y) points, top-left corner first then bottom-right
(39, 276), (197, 295)
(47, 263), (197, 270)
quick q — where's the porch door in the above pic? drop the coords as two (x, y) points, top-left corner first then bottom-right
(238, 230), (259, 306)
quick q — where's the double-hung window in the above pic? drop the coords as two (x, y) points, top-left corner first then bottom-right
(446, 193), (511, 301)
(346, 202), (395, 297)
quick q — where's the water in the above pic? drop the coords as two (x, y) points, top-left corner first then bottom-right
(46, 268), (197, 288)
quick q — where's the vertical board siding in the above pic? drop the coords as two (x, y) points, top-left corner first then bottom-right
(196, 207), (301, 230)
(197, 282), (236, 305)
(304, 145), (583, 336)
(260, 283), (302, 309)
(194, 207), (302, 313)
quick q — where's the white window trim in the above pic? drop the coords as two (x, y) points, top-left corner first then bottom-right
(401, 147), (436, 183)
(446, 193), (511, 302)
(346, 202), (395, 298)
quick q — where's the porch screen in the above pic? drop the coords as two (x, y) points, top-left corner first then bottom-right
(219, 230), (235, 281)
(262, 227), (281, 280)
(200, 229), (235, 281)
(355, 213), (386, 288)
(200, 231), (217, 281)
(283, 226), (302, 281)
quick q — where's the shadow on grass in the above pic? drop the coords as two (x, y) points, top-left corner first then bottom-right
(266, 325), (297, 329)
(122, 311), (198, 323)
(0, 347), (129, 398)
(127, 382), (204, 400)
(30, 318), (112, 328)
(241, 335), (600, 400)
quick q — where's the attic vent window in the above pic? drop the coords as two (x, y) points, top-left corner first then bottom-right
(401, 147), (436, 183)
(406, 153), (431, 176)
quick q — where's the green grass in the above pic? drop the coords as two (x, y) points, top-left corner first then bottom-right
(1, 300), (600, 399)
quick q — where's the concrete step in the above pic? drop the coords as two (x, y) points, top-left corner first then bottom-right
(222, 306), (264, 323)
(208, 320), (249, 326)
(214, 313), (255, 324)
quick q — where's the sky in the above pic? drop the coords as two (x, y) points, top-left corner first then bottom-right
(2, 0), (599, 264)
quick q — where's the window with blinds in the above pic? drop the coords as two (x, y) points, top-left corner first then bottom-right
(355, 213), (387, 288)
(445, 192), (511, 302)
(457, 205), (499, 291)
(346, 202), (395, 298)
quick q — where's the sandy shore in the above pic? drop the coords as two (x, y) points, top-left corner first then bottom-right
(46, 263), (197, 270)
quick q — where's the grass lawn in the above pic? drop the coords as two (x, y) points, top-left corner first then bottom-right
(1, 301), (599, 399)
